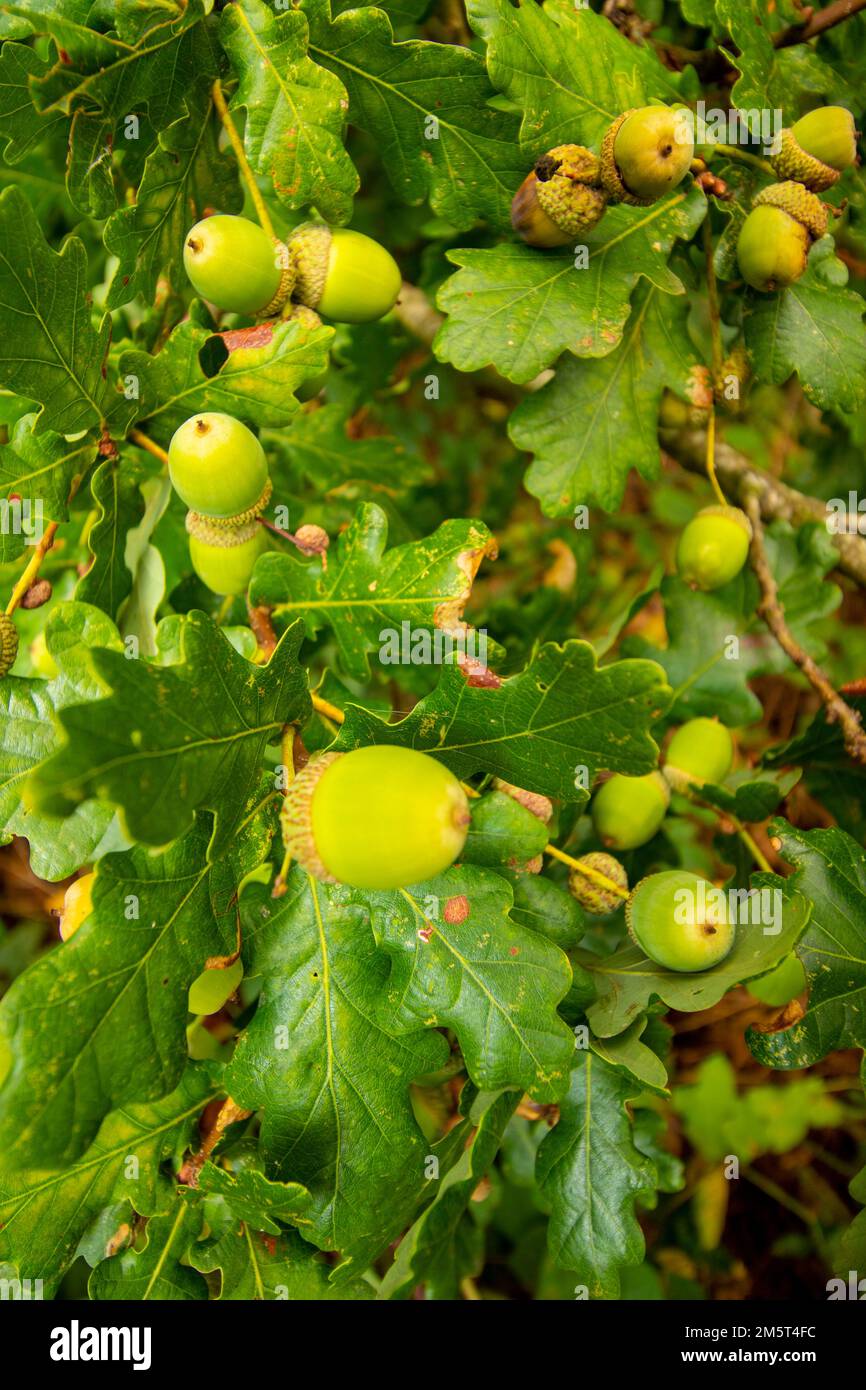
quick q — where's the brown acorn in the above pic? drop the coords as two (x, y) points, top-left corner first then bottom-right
(511, 145), (607, 248)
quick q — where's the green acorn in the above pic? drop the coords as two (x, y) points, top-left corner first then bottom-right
(676, 505), (752, 590)
(186, 513), (269, 596)
(771, 107), (858, 191)
(737, 182), (829, 292)
(600, 106), (694, 206)
(567, 852), (628, 914)
(591, 771), (670, 851)
(290, 223), (402, 324)
(169, 413), (271, 521)
(627, 869), (735, 972)
(183, 214), (293, 316)
(511, 145), (608, 247)
(0, 614), (19, 676)
(663, 718), (734, 793)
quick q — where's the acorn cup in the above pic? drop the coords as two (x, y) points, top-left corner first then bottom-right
(771, 106), (859, 192)
(510, 145), (608, 247)
(737, 181), (830, 292)
(186, 512), (269, 597)
(0, 613), (19, 677)
(289, 223), (402, 324)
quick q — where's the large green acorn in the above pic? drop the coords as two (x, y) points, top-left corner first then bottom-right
(281, 745), (470, 890)
(511, 145), (608, 247)
(186, 513), (269, 596)
(183, 214), (293, 316)
(771, 106), (858, 191)
(289, 223), (402, 324)
(591, 771), (670, 851)
(737, 181), (829, 292)
(169, 413), (271, 520)
(627, 869), (735, 972)
(601, 106), (694, 205)
(676, 505), (752, 590)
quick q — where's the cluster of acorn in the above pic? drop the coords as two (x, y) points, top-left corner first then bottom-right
(511, 105), (696, 247)
(737, 106), (858, 292)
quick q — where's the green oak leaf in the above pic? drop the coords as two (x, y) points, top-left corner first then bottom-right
(0, 186), (111, 433)
(302, 0), (522, 232)
(189, 1224), (374, 1301)
(379, 1089), (519, 1299)
(360, 865), (575, 1101)
(104, 82), (243, 310)
(192, 1160), (312, 1236)
(510, 284), (702, 514)
(536, 1052), (660, 1298)
(26, 613), (309, 855)
(747, 823), (866, 1069)
(225, 870), (451, 1273)
(462, 790), (549, 868)
(468, 0), (683, 154)
(335, 640), (671, 803)
(498, 869), (586, 951)
(0, 414), (96, 564)
(0, 601), (122, 880)
(695, 767), (801, 823)
(266, 402), (431, 496)
(435, 189), (707, 384)
(122, 314), (334, 445)
(744, 268), (866, 413)
(76, 458), (147, 620)
(0, 1063), (221, 1295)
(763, 697), (866, 841)
(89, 1204), (208, 1301)
(0, 43), (69, 167)
(221, 0), (358, 224)
(251, 501), (494, 681)
(2, 2), (129, 65)
(584, 881), (811, 1038)
(589, 1017), (669, 1094)
(0, 805), (274, 1168)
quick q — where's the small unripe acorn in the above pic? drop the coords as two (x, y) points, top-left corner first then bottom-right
(568, 852), (628, 914)
(59, 872), (95, 941)
(627, 869), (735, 972)
(601, 106), (694, 205)
(664, 718), (734, 793)
(281, 745), (470, 890)
(510, 145), (607, 248)
(737, 183), (827, 292)
(772, 107), (858, 190)
(290, 223), (401, 324)
(188, 958), (244, 1016)
(183, 214), (293, 316)
(169, 413), (270, 519)
(676, 505), (752, 590)
(186, 514), (269, 596)
(591, 771), (670, 851)
(0, 614), (19, 677)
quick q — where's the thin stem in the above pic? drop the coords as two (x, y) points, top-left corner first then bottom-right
(775, 0), (866, 48)
(712, 144), (775, 175)
(216, 593), (233, 624)
(744, 493), (866, 766)
(211, 79), (275, 240)
(6, 522), (59, 617)
(129, 428), (169, 466)
(702, 220), (728, 509)
(311, 691), (346, 725)
(729, 814), (773, 873)
(544, 843), (630, 900)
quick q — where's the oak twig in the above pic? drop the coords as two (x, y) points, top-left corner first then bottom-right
(744, 492), (866, 766)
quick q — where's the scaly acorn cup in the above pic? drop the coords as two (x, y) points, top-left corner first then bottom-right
(663, 718), (734, 793)
(601, 106), (694, 205)
(289, 223), (402, 324)
(186, 513), (269, 596)
(169, 413), (270, 520)
(568, 852), (629, 914)
(627, 869), (735, 972)
(59, 873), (95, 942)
(183, 214), (294, 316)
(771, 106), (858, 191)
(281, 745), (470, 890)
(676, 505), (752, 590)
(510, 145), (607, 247)
(0, 614), (19, 676)
(737, 182), (829, 292)
(591, 771), (670, 851)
